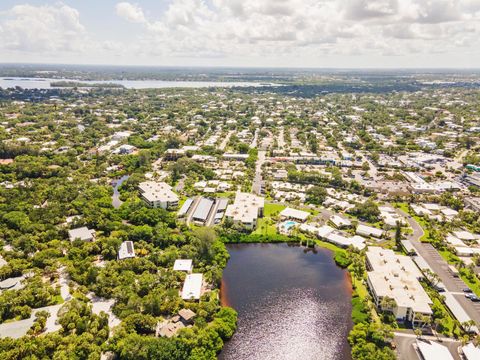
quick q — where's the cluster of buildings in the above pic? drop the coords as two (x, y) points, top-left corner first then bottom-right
(366, 247), (433, 326)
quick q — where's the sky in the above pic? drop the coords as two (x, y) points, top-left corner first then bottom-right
(1, 0), (480, 68)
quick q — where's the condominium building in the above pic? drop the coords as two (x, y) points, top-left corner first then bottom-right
(366, 247), (432, 325)
(225, 192), (264, 230)
(138, 181), (179, 209)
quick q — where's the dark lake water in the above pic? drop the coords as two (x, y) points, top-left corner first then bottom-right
(220, 243), (352, 360)
(111, 175), (129, 209)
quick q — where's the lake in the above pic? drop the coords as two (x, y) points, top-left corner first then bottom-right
(0, 77), (268, 89)
(111, 175), (129, 209)
(220, 243), (352, 360)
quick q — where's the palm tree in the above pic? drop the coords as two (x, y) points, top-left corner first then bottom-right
(380, 296), (396, 313)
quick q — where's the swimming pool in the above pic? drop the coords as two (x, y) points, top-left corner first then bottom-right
(282, 220), (298, 230)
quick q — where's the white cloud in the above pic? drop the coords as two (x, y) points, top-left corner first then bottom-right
(115, 2), (146, 23)
(0, 3), (87, 53)
(112, 0), (479, 63)
(1, 0), (480, 66)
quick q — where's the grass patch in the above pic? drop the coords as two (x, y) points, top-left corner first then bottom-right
(394, 202), (431, 242)
(352, 295), (369, 324)
(252, 218), (277, 236)
(460, 269), (480, 297)
(314, 239), (346, 253)
(264, 203), (286, 217)
(438, 249), (460, 264)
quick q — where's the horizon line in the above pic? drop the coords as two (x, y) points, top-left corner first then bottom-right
(1, 62), (480, 71)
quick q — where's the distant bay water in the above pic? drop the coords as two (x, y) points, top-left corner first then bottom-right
(0, 77), (272, 89)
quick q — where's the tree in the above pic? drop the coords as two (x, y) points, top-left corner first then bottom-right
(424, 269), (440, 287)
(394, 221), (402, 249)
(379, 296), (396, 313)
(306, 186), (327, 205)
(349, 200), (380, 223)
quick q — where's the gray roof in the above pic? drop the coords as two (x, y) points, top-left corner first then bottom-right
(178, 198), (194, 216)
(216, 198), (229, 212)
(192, 198), (214, 222)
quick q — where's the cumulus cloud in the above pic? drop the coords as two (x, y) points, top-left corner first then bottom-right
(111, 0), (480, 62)
(115, 2), (146, 23)
(1, 0), (479, 66)
(0, 3), (87, 53)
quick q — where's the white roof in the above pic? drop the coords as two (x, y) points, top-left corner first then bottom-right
(317, 225), (335, 238)
(445, 235), (466, 247)
(443, 292), (478, 332)
(356, 224), (383, 238)
(118, 241), (135, 260)
(330, 215), (352, 227)
(416, 340), (453, 360)
(225, 192), (264, 225)
(139, 181), (179, 203)
(453, 230), (478, 241)
(462, 343), (480, 360)
(182, 273), (203, 300)
(367, 247), (432, 314)
(174, 259), (193, 272)
(68, 227), (94, 241)
(279, 207), (310, 221)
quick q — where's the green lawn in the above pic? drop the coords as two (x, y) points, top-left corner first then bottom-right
(253, 218), (277, 236)
(314, 239), (345, 253)
(264, 203), (286, 217)
(460, 269), (480, 297)
(438, 249), (460, 264)
(394, 202), (431, 242)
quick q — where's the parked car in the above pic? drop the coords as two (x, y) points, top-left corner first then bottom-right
(463, 288), (473, 293)
(469, 295), (480, 302)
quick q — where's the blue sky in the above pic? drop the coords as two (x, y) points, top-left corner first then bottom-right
(1, 0), (480, 68)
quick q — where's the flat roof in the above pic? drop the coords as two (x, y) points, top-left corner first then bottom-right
(181, 273), (203, 300)
(174, 259), (193, 272)
(68, 227), (94, 241)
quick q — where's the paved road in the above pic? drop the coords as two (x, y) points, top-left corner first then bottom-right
(278, 127), (285, 149)
(252, 150), (266, 195)
(249, 129), (259, 149)
(219, 130), (234, 151)
(396, 208), (480, 325)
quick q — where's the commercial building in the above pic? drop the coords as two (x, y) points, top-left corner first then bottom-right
(138, 181), (179, 209)
(225, 192), (264, 230)
(366, 247), (433, 325)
